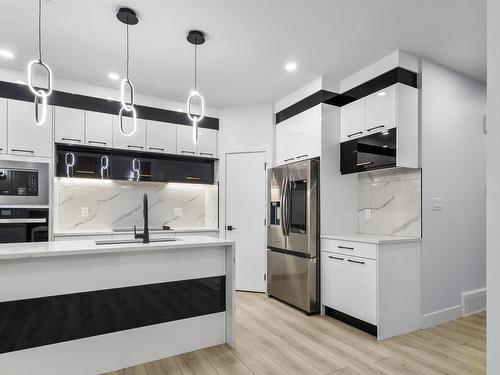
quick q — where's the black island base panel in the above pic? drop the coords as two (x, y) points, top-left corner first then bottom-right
(0, 276), (226, 354)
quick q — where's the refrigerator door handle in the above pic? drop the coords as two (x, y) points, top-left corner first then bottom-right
(286, 178), (292, 235)
(280, 178), (286, 236)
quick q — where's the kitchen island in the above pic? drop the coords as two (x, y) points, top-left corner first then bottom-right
(0, 236), (235, 375)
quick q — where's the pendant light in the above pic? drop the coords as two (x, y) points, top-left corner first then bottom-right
(27, 0), (53, 126)
(186, 30), (206, 144)
(116, 8), (139, 136)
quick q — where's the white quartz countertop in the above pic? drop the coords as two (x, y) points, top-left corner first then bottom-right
(0, 236), (234, 261)
(53, 228), (220, 236)
(321, 233), (421, 244)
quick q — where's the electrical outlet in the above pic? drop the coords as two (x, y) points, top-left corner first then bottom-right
(81, 207), (90, 217)
(432, 198), (443, 210)
(174, 208), (183, 217)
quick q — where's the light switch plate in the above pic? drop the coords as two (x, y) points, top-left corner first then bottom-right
(174, 208), (183, 217)
(81, 207), (90, 217)
(432, 198), (443, 210)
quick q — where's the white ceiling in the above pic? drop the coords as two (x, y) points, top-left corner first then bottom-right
(0, 0), (486, 108)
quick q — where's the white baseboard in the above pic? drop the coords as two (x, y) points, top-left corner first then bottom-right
(422, 288), (487, 329)
(422, 305), (463, 329)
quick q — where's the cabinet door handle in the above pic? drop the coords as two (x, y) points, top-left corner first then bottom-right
(347, 131), (363, 138)
(88, 140), (107, 145)
(296, 154), (308, 159)
(356, 161), (373, 167)
(181, 150), (196, 155)
(347, 259), (365, 265)
(11, 148), (34, 154)
(366, 125), (385, 132)
(328, 256), (344, 261)
(127, 145), (144, 149)
(149, 147), (165, 151)
(284, 157), (295, 162)
(61, 137), (82, 143)
(337, 245), (354, 250)
(186, 176), (201, 181)
(200, 152), (213, 157)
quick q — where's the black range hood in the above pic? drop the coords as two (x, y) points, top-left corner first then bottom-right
(55, 144), (215, 184)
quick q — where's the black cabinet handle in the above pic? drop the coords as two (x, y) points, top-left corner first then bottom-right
(88, 140), (107, 145)
(11, 148), (34, 153)
(366, 125), (385, 132)
(200, 152), (213, 156)
(347, 131), (363, 138)
(149, 147), (165, 151)
(127, 145), (144, 149)
(347, 259), (366, 265)
(337, 245), (354, 250)
(284, 157), (295, 162)
(328, 256), (344, 261)
(62, 137), (82, 142)
(181, 150), (196, 155)
(296, 154), (308, 159)
(356, 161), (373, 167)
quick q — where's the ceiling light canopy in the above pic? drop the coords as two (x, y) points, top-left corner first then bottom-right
(285, 62), (297, 72)
(186, 30), (206, 145)
(0, 49), (14, 59)
(27, 0), (53, 126)
(116, 7), (139, 137)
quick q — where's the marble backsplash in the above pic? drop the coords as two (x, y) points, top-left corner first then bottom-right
(358, 168), (421, 237)
(54, 178), (218, 233)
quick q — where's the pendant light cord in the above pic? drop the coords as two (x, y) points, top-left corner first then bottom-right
(126, 22), (130, 79)
(38, 0), (42, 61)
(194, 44), (197, 91)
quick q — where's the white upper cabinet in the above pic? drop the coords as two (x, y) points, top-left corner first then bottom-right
(340, 98), (366, 142)
(7, 100), (53, 157)
(365, 84), (397, 134)
(0, 98), (7, 154)
(177, 125), (197, 156)
(54, 106), (85, 145)
(85, 111), (113, 148)
(112, 116), (146, 151)
(146, 120), (177, 154)
(275, 104), (321, 166)
(197, 128), (218, 158)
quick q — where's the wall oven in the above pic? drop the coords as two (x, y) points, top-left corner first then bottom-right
(0, 208), (49, 243)
(0, 160), (49, 206)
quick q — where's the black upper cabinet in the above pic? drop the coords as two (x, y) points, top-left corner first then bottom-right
(55, 144), (215, 184)
(340, 129), (397, 175)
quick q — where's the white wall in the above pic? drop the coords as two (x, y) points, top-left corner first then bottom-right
(420, 60), (486, 324)
(487, 1), (500, 371)
(217, 103), (274, 235)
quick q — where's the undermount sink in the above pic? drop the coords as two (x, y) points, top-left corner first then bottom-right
(95, 238), (179, 245)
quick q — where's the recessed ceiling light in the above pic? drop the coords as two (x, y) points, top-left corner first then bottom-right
(285, 62), (297, 72)
(16, 80), (26, 85)
(377, 91), (387, 96)
(0, 49), (14, 59)
(108, 72), (119, 81)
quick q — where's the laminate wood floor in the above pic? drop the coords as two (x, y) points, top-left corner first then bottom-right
(104, 291), (486, 375)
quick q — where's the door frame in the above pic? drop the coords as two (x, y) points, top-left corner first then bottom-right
(224, 150), (268, 292)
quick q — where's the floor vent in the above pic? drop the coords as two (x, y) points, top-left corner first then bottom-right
(462, 289), (486, 316)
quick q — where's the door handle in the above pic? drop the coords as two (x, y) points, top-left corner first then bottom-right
(347, 131), (363, 138)
(284, 157), (295, 162)
(347, 259), (365, 265)
(328, 256), (344, 261)
(296, 154), (308, 159)
(186, 176), (201, 181)
(127, 145), (144, 149)
(88, 140), (107, 145)
(337, 245), (354, 250)
(356, 161), (373, 167)
(181, 150), (196, 155)
(366, 125), (385, 132)
(149, 147), (165, 151)
(280, 178), (286, 236)
(200, 152), (213, 157)
(11, 149), (34, 153)
(61, 137), (82, 143)
(226, 225), (236, 231)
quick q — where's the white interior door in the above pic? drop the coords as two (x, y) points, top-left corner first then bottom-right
(225, 152), (266, 292)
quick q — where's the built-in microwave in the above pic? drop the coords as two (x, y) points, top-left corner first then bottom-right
(340, 128), (397, 174)
(0, 161), (49, 206)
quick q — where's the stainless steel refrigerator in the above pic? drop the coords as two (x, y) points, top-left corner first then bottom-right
(267, 159), (319, 313)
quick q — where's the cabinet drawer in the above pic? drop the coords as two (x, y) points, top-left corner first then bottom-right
(321, 238), (377, 260)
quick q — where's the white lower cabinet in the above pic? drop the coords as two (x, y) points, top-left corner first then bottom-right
(321, 236), (421, 340)
(7, 100), (53, 157)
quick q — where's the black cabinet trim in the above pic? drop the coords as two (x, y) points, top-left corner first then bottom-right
(275, 68), (418, 124)
(0, 80), (219, 130)
(0, 275), (226, 354)
(325, 306), (377, 337)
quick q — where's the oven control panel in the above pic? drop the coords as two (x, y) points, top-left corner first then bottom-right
(0, 168), (39, 196)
